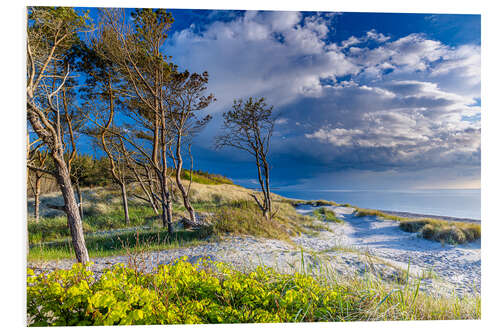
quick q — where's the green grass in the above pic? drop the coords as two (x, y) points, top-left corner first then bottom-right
(28, 204), (166, 244)
(181, 169), (233, 185)
(289, 199), (337, 207)
(355, 208), (481, 244)
(313, 207), (343, 223)
(28, 228), (211, 261)
(28, 196), (318, 261)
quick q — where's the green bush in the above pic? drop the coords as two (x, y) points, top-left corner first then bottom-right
(27, 259), (356, 326)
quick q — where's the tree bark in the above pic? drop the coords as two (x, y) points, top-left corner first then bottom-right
(120, 182), (130, 224)
(52, 150), (89, 263)
(174, 136), (197, 223)
(75, 181), (84, 220)
(34, 176), (41, 223)
(160, 185), (173, 233)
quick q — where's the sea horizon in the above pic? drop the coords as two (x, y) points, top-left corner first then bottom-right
(271, 188), (481, 220)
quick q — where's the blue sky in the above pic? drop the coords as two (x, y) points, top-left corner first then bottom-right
(82, 8), (481, 190)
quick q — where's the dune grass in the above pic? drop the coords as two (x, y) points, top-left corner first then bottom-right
(313, 207), (343, 223)
(355, 208), (480, 244)
(204, 200), (314, 241)
(28, 180), (317, 261)
(289, 199), (337, 207)
(28, 228), (212, 262)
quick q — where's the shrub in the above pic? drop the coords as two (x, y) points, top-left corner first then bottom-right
(27, 259), (357, 326)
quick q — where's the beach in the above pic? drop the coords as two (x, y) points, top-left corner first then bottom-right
(29, 203), (481, 298)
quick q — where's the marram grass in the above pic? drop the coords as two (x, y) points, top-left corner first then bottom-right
(355, 208), (480, 244)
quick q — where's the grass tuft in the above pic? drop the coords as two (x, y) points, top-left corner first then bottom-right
(313, 207), (343, 224)
(356, 208), (480, 244)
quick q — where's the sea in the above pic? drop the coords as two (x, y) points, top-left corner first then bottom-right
(273, 189), (481, 221)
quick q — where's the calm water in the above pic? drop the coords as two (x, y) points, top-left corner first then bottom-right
(274, 189), (481, 220)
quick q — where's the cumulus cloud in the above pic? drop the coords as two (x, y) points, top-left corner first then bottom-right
(167, 10), (480, 182)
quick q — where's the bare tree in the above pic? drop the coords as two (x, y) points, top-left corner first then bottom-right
(215, 97), (276, 219)
(26, 7), (91, 263)
(165, 71), (214, 223)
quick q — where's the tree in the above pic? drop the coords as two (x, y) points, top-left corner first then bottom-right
(80, 40), (133, 224)
(215, 97), (276, 219)
(26, 7), (92, 263)
(93, 8), (177, 233)
(165, 70), (214, 223)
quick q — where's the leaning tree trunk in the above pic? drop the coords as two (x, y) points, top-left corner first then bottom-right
(119, 182), (130, 224)
(53, 151), (89, 263)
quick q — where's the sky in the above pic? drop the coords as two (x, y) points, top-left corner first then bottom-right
(84, 8), (481, 191)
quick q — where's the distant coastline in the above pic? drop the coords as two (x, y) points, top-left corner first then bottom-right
(272, 188), (481, 221)
(378, 210), (481, 224)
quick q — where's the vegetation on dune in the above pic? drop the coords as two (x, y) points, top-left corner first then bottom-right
(181, 170), (233, 185)
(400, 219), (480, 244)
(355, 208), (481, 244)
(27, 259), (480, 326)
(28, 228), (210, 262)
(28, 182), (316, 260)
(313, 207), (343, 224)
(290, 199), (337, 207)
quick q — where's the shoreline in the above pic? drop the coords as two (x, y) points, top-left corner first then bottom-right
(378, 209), (481, 224)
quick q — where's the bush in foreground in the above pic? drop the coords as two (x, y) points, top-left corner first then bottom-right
(27, 259), (357, 326)
(27, 258), (480, 326)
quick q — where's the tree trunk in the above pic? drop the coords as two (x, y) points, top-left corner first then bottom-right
(52, 150), (89, 263)
(160, 187), (173, 234)
(174, 137), (197, 223)
(120, 182), (130, 224)
(34, 176), (41, 223)
(263, 160), (272, 219)
(75, 181), (84, 220)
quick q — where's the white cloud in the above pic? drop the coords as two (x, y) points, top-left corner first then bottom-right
(168, 10), (480, 173)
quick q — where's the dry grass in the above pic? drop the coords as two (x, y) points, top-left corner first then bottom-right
(355, 208), (481, 244)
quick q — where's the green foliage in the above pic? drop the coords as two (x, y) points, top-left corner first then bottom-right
(313, 207), (343, 223)
(27, 259), (356, 326)
(26, 258), (481, 326)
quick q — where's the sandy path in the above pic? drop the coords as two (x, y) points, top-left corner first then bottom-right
(295, 205), (481, 296)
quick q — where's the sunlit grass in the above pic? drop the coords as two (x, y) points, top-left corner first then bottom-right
(355, 208), (481, 244)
